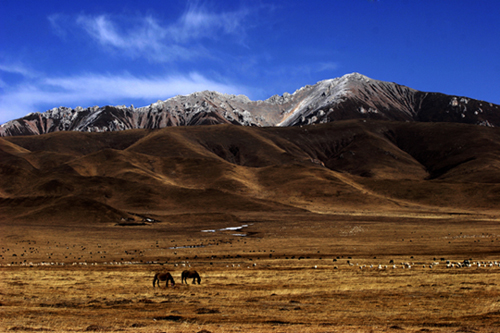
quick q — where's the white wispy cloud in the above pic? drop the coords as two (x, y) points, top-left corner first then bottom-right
(0, 63), (40, 78)
(0, 3), (257, 124)
(74, 14), (189, 62)
(42, 72), (245, 100)
(317, 62), (340, 72)
(60, 3), (253, 63)
(0, 71), (247, 124)
(172, 2), (251, 42)
(48, 13), (68, 38)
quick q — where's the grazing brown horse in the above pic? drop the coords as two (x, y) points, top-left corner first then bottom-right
(181, 270), (201, 284)
(153, 272), (175, 288)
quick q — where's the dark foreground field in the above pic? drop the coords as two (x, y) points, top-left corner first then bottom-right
(2, 211), (500, 333)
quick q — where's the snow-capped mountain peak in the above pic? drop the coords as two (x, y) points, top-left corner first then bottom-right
(1, 73), (499, 136)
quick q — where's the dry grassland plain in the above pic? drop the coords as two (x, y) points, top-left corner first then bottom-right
(2, 211), (500, 333)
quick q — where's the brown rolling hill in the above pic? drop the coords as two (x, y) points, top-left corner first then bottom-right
(1, 119), (500, 224)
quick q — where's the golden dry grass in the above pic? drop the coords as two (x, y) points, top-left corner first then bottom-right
(2, 211), (500, 332)
(2, 261), (500, 333)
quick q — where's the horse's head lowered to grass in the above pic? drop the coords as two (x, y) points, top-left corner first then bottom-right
(153, 272), (175, 288)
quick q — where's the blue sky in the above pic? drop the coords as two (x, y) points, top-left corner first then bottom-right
(1, 0), (499, 124)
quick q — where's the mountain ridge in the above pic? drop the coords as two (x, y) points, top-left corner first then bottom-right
(2, 73), (500, 136)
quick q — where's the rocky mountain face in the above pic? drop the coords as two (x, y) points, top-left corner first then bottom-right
(1, 73), (499, 136)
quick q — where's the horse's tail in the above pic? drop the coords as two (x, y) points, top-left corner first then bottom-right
(152, 273), (158, 287)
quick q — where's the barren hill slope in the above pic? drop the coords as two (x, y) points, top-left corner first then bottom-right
(1, 120), (500, 224)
